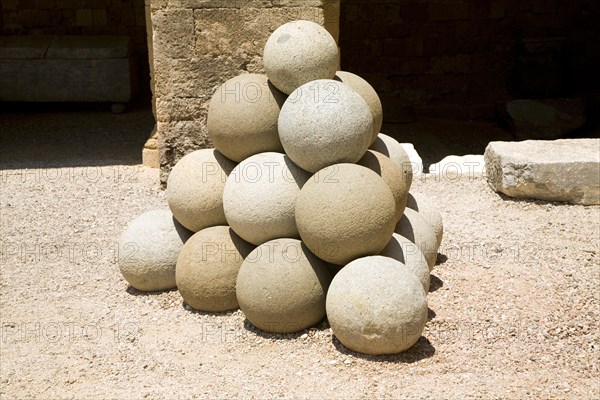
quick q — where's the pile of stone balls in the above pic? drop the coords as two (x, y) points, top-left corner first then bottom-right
(118, 20), (444, 356)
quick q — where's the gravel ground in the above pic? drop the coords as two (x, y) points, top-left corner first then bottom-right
(1, 107), (599, 399)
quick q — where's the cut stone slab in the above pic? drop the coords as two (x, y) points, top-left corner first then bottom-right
(500, 99), (586, 140)
(0, 36), (51, 59)
(484, 139), (600, 205)
(429, 155), (486, 178)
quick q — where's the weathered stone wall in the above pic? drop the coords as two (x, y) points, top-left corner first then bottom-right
(1, 0), (151, 97)
(149, 0), (340, 183)
(340, 0), (600, 121)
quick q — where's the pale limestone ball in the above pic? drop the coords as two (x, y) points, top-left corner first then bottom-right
(395, 208), (438, 270)
(295, 164), (396, 265)
(278, 80), (373, 173)
(370, 133), (413, 191)
(263, 20), (339, 95)
(207, 73), (287, 162)
(118, 209), (192, 292)
(335, 71), (383, 145)
(236, 239), (332, 333)
(357, 150), (409, 221)
(176, 226), (255, 312)
(223, 152), (310, 246)
(326, 256), (428, 355)
(380, 233), (430, 292)
(407, 192), (444, 250)
(166, 149), (236, 233)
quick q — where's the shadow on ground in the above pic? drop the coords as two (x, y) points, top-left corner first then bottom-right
(332, 335), (436, 363)
(0, 101), (154, 169)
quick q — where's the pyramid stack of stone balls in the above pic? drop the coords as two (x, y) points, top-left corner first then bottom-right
(118, 20), (445, 356)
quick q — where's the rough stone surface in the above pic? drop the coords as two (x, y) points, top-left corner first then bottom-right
(223, 152), (310, 245)
(166, 149), (236, 232)
(118, 209), (192, 292)
(400, 143), (424, 177)
(326, 256), (428, 355)
(484, 139), (600, 205)
(428, 154), (485, 178)
(395, 208), (438, 270)
(357, 150), (409, 221)
(295, 164), (396, 265)
(278, 79), (373, 173)
(263, 20), (339, 94)
(380, 233), (430, 292)
(406, 192), (444, 249)
(335, 71), (383, 145)
(207, 74), (286, 162)
(236, 238), (332, 333)
(370, 133), (414, 188)
(500, 99), (586, 140)
(157, 119), (213, 184)
(176, 226), (255, 312)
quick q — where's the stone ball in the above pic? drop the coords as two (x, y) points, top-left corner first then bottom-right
(407, 192), (444, 250)
(207, 74), (287, 162)
(357, 150), (409, 221)
(326, 255), (428, 355)
(278, 79), (373, 172)
(118, 209), (192, 292)
(263, 20), (339, 95)
(236, 238), (332, 333)
(295, 164), (396, 265)
(223, 152), (310, 245)
(176, 226), (255, 312)
(335, 71), (383, 145)
(395, 208), (438, 270)
(166, 149), (236, 232)
(380, 233), (430, 292)
(370, 133), (413, 191)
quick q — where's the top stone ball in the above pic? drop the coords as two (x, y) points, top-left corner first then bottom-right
(263, 20), (339, 95)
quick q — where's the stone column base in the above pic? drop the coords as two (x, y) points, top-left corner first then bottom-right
(142, 129), (159, 168)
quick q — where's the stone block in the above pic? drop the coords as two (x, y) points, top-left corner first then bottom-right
(93, 9), (108, 26)
(429, 1), (470, 21)
(484, 139), (600, 205)
(0, 58), (134, 102)
(152, 56), (242, 99)
(404, 38), (423, 56)
(489, 1), (505, 19)
(2, 0), (18, 10)
(170, 0), (325, 8)
(34, 0), (56, 9)
(499, 99), (586, 140)
(193, 7), (324, 59)
(0, 36), (51, 59)
(152, 8), (194, 59)
(75, 9), (94, 27)
(431, 54), (471, 74)
(142, 148), (159, 168)
(155, 96), (207, 123)
(46, 35), (131, 59)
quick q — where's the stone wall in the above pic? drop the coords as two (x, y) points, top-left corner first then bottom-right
(1, 0), (151, 97)
(340, 0), (600, 121)
(149, 0), (340, 183)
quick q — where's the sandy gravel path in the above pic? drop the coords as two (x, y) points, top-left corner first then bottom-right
(1, 157), (598, 399)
